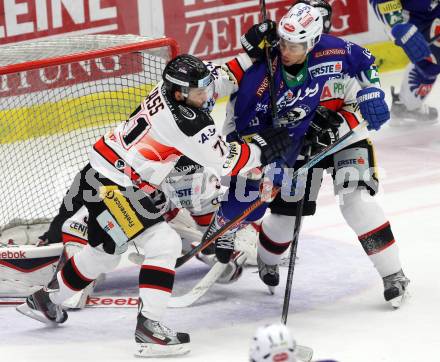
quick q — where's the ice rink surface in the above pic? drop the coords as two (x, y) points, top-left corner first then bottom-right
(1, 70), (439, 362)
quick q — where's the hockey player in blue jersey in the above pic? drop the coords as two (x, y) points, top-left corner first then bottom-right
(205, 3), (391, 284)
(370, 0), (439, 125)
(235, 0), (409, 308)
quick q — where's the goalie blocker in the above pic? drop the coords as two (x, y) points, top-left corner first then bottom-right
(0, 241), (62, 298)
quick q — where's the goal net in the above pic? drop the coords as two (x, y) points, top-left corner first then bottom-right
(0, 35), (179, 234)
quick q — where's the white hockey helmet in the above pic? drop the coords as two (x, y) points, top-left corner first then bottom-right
(249, 323), (297, 362)
(278, 3), (323, 53)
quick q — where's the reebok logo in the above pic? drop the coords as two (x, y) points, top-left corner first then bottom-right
(0, 250), (26, 259)
(86, 296), (139, 306)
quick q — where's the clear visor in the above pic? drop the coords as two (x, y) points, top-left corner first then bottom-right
(279, 38), (308, 55)
(186, 81), (215, 109)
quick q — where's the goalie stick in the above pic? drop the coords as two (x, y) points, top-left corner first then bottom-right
(3, 263), (227, 309)
(168, 262), (228, 308)
(175, 121), (367, 268)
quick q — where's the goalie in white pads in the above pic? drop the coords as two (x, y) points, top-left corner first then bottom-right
(16, 53), (293, 358)
(1, 153), (256, 308)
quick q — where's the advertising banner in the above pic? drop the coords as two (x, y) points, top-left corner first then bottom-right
(162, 0), (368, 60)
(0, 0), (139, 45)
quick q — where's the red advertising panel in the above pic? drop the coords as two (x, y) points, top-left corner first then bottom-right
(0, 0), (139, 45)
(0, 53), (143, 97)
(163, 0), (368, 60)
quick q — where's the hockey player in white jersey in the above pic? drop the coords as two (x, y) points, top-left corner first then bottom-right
(16, 54), (293, 357)
(223, 0), (409, 308)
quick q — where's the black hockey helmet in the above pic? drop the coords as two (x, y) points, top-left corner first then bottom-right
(163, 54), (213, 98)
(294, 0), (332, 33)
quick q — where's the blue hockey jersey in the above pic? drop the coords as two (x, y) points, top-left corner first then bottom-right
(232, 34), (377, 165)
(369, 0), (440, 28)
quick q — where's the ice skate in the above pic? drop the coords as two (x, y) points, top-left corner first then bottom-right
(215, 232), (235, 264)
(383, 269), (410, 309)
(257, 254), (279, 294)
(390, 86), (438, 126)
(135, 313), (190, 357)
(16, 288), (68, 325)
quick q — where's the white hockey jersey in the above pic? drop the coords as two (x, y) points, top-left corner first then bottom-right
(89, 59), (261, 193)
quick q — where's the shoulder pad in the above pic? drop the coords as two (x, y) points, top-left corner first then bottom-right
(175, 105), (214, 137)
(161, 85), (214, 137)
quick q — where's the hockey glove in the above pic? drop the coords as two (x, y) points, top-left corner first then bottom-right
(226, 130), (242, 143)
(240, 20), (278, 60)
(303, 106), (342, 156)
(250, 127), (292, 166)
(391, 23), (431, 63)
(356, 87), (390, 131)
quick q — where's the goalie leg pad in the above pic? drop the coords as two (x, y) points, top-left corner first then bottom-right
(0, 243), (62, 297)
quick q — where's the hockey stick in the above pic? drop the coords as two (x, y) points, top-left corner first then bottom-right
(260, 0), (278, 122)
(175, 122), (367, 268)
(281, 145), (311, 324)
(5, 263), (226, 310)
(168, 262), (228, 308)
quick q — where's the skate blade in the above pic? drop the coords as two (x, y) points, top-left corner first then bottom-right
(16, 303), (58, 326)
(389, 291), (410, 309)
(268, 285), (276, 295)
(135, 342), (190, 358)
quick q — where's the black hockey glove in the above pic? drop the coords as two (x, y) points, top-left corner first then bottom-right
(226, 130), (242, 143)
(250, 127), (292, 166)
(303, 106), (343, 156)
(240, 20), (278, 60)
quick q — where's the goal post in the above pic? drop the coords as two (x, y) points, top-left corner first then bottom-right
(0, 35), (179, 234)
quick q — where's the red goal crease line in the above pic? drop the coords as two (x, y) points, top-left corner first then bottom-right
(0, 296), (139, 308)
